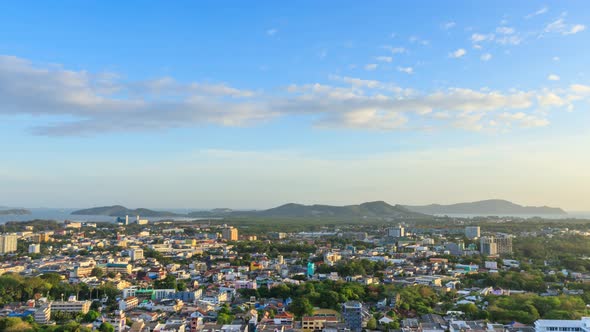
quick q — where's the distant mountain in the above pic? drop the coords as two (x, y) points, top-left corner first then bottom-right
(190, 201), (429, 219)
(0, 208), (31, 216)
(404, 199), (566, 215)
(71, 205), (183, 217)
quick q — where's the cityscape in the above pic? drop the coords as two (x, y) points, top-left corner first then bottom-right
(1, 1), (590, 332)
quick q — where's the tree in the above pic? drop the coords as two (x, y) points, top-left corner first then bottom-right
(290, 297), (314, 318)
(99, 322), (115, 332)
(83, 310), (100, 323)
(367, 317), (377, 330)
(91, 267), (105, 278)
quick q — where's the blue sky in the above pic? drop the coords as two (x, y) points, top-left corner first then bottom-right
(1, 1), (589, 210)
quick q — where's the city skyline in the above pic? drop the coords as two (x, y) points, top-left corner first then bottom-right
(1, 1), (589, 209)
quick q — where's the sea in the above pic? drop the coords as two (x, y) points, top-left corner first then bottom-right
(1, 208), (589, 224)
(0, 208), (201, 224)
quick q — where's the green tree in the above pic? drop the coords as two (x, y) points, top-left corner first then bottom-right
(99, 322), (115, 332)
(290, 297), (314, 319)
(82, 310), (100, 323)
(367, 317), (377, 330)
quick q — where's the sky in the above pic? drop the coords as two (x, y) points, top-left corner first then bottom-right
(1, 1), (590, 210)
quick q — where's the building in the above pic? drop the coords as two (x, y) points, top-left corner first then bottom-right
(307, 262), (315, 278)
(342, 301), (363, 332)
(106, 263), (133, 275)
(29, 243), (41, 254)
(34, 304), (51, 324)
(535, 318), (590, 332)
(302, 314), (339, 331)
(32, 232), (51, 243)
(269, 232), (287, 240)
(480, 235), (513, 256)
(136, 216), (149, 225)
(480, 236), (498, 256)
(119, 296), (139, 311)
(465, 226), (480, 239)
(51, 299), (91, 314)
(496, 235), (513, 255)
(103, 310), (126, 332)
(388, 225), (405, 238)
(0, 234), (18, 254)
(222, 227), (238, 241)
(129, 248), (144, 261)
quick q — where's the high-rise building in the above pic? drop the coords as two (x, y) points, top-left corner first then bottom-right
(480, 235), (512, 256)
(496, 235), (513, 255)
(480, 236), (498, 256)
(0, 234), (18, 254)
(388, 225), (405, 238)
(129, 248), (144, 261)
(221, 227), (238, 241)
(465, 226), (481, 239)
(342, 301), (363, 332)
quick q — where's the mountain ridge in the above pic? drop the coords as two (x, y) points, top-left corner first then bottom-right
(403, 199), (566, 215)
(71, 205), (183, 217)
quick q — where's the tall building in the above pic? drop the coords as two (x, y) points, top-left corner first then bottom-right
(496, 235), (513, 255)
(342, 301), (363, 332)
(388, 225), (405, 238)
(465, 226), (481, 239)
(129, 248), (144, 261)
(480, 236), (497, 256)
(480, 235), (512, 256)
(221, 227), (238, 241)
(0, 234), (18, 254)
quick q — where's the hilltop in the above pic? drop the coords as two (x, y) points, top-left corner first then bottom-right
(404, 199), (566, 216)
(71, 205), (183, 217)
(0, 208), (31, 216)
(189, 201), (429, 219)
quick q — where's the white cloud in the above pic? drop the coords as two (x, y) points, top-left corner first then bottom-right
(375, 56), (393, 63)
(0, 54), (585, 136)
(442, 21), (456, 30)
(538, 92), (566, 107)
(471, 33), (494, 43)
(553, 56), (560, 61)
(266, 28), (278, 36)
(497, 112), (549, 128)
(449, 48), (467, 58)
(364, 63), (378, 71)
(480, 53), (493, 61)
(547, 74), (560, 81)
(545, 18), (586, 35)
(525, 7), (548, 19)
(409, 36), (429, 45)
(397, 67), (414, 74)
(569, 24), (586, 34)
(496, 26), (515, 35)
(383, 46), (406, 54)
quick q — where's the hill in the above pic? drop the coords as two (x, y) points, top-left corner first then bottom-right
(0, 208), (31, 216)
(71, 205), (183, 217)
(404, 199), (566, 215)
(190, 201), (429, 219)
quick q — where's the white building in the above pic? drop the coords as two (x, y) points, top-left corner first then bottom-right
(29, 243), (41, 254)
(34, 304), (51, 324)
(535, 318), (590, 332)
(0, 234), (18, 254)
